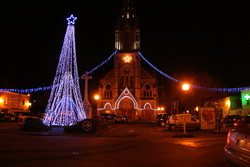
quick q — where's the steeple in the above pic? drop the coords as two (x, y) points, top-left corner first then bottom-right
(115, 0), (140, 52)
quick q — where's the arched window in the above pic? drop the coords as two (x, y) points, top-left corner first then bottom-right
(104, 84), (112, 98)
(142, 83), (153, 98)
(120, 67), (133, 88)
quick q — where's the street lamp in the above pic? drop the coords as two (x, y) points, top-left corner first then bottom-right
(93, 94), (100, 117)
(94, 94), (100, 100)
(181, 83), (190, 114)
(182, 83), (190, 91)
(181, 83), (190, 134)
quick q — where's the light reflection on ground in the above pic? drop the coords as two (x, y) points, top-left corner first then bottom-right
(174, 140), (200, 147)
(173, 138), (224, 148)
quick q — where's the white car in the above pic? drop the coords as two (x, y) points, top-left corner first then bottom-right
(224, 127), (250, 167)
(166, 114), (200, 130)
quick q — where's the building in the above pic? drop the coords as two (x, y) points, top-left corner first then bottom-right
(0, 91), (31, 114)
(217, 96), (242, 116)
(241, 90), (250, 115)
(96, 0), (160, 121)
(202, 91), (250, 117)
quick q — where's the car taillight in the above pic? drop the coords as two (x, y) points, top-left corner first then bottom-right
(226, 131), (231, 145)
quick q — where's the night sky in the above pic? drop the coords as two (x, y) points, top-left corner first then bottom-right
(1, 1), (249, 91)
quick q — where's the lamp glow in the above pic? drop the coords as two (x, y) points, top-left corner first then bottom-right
(26, 102), (32, 106)
(182, 83), (190, 91)
(94, 94), (100, 100)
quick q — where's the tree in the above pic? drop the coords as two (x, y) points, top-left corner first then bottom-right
(43, 15), (86, 126)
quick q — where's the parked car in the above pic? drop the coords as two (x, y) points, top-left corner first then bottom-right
(0, 113), (16, 122)
(222, 115), (242, 127)
(17, 112), (43, 128)
(98, 113), (115, 121)
(224, 127), (250, 166)
(98, 113), (128, 123)
(114, 115), (128, 123)
(166, 114), (200, 130)
(233, 115), (250, 127)
(155, 113), (170, 126)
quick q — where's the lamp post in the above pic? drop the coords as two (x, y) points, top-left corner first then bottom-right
(182, 83), (190, 113)
(181, 83), (190, 134)
(93, 94), (100, 118)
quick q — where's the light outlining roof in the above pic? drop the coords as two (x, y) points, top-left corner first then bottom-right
(97, 87), (158, 111)
(114, 87), (138, 109)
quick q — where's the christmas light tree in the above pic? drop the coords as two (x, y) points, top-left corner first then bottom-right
(43, 14), (86, 126)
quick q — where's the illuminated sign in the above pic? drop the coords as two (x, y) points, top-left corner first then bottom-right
(244, 94), (250, 100)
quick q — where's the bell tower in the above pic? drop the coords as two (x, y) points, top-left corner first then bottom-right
(97, 0), (159, 121)
(115, 0), (140, 51)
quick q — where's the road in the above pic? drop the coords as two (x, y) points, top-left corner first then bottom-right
(0, 122), (235, 167)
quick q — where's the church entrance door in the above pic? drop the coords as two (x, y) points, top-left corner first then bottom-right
(119, 98), (134, 120)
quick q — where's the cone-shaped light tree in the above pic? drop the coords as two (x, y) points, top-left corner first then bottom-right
(43, 14), (86, 126)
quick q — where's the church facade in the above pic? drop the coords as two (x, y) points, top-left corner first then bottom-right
(96, 0), (160, 121)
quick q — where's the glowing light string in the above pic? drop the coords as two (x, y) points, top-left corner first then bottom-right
(138, 51), (182, 83)
(42, 14), (85, 126)
(1, 46), (249, 93)
(138, 51), (250, 93)
(0, 50), (117, 94)
(83, 49), (118, 76)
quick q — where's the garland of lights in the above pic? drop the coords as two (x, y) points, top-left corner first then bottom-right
(42, 14), (85, 126)
(0, 50), (117, 94)
(0, 18), (249, 94)
(1, 49), (250, 93)
(138, 51), (250, 92)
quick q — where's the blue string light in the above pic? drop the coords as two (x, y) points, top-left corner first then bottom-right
(138, 51), (182, 83)
(84, 49), (118, 76)
(0, 50), (117, 94)
(1, 49), (249, 93)
(138, 51), (250, 93)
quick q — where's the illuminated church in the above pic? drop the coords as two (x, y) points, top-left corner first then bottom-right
(96, 0), (160, 121)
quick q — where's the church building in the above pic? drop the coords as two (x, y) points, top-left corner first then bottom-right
(96, 0), (160, 121)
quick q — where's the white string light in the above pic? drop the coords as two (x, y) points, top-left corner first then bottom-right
(42, 15), (86, 126)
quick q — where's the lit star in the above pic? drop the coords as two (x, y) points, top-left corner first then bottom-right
(67, 14), (77, 25)
(123, 55), (132, 63)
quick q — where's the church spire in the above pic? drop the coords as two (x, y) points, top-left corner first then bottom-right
(115, 0), (140, 52)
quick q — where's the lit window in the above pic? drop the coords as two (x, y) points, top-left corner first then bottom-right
(126, 12), (130, 19)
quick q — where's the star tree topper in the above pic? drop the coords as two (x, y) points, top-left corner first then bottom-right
(67, 14), (77, 25)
